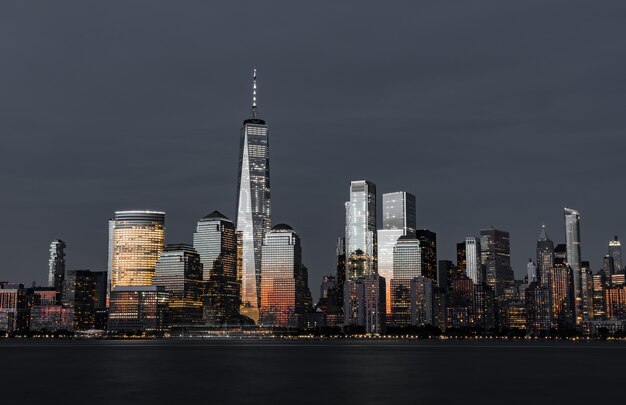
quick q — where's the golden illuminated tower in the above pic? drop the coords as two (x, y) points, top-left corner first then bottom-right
(108, 211), (166, 290)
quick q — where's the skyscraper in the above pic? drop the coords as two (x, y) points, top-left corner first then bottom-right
(108, 211), (166, 289)
(390, 235), (421, 325)
(377, 191), (416, 313)
(193, 211), (240, 323)
(536, 225), (554, 285)
(63, 269), (97, 331)
(480, 228), (514, 297)
(345, 180), (377, 277)
(416, 229), (437, 282)
(236, 68), (271, 323)
(527, 259), (537, 283)
(259, 224), (306, 328)
(335, 237), (346, 308)
(465, 237), (482, 285)
(153, 244), (204, 327)
(609, 236), (622, 274)
(48, 240), (66, 302)
(564, 207), (582, 324)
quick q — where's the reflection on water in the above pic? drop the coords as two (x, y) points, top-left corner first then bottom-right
(1, 340), (624, 404)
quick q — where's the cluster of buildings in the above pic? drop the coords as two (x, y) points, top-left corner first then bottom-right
(1, 71), (625, 338)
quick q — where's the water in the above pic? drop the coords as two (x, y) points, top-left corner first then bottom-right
(1, 339), (623, 404)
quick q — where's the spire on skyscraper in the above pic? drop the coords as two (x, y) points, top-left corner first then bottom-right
(252, 67), (257, 118)
(539, 224), (549, 241)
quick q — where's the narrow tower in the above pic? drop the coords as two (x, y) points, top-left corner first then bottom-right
(236, 68), (271, 323)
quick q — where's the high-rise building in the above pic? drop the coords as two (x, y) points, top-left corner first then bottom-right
(377, 191), (416, 314)
(525, 282), (552, 335)
(235, 69), (271, 323)
(153, 244), (204, 327)
(259, 224), (307, 328)
(527, 260), (537, 283)
(581, 261), (593, 321)
(609, 236), (622, 274)
(343, 275), (386, 335)
(335, 237), (346, 309)
(564, 207), (582, 324)
(438, 259), (457, 291)
(456, 242), (467, 276)
(108, 286), (169, 332)
(48, 240), (66, 302)
(536, 225), (554, 285)
(193, 211), (240, 323)
(592, 271), (607, 319)
(446, 277), (474, 329)
(546, 260), (575, 329)
(108, 211), (166, 289)
(63, 270), (97, 331)
(480, 228), (514, 297)
(410, 276), (434, 327)
(605, 285), (626, 320)
(390, 236), (422, 325)
(465, 237), (482, 285)
(603, 255), (616, 277)
(0, 283), (28, 333)
(416, 229), (437, 283)
(345, 180), (377, 278)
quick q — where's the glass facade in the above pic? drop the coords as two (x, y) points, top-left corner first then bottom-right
(259, 224), (305, 328)
(564, 207), (582, 324)
(109, 211), (165, 289)
(108, 286), (169, 332)
(536, 225), (554, 285)
(390, 236), (422, 326)
(609, 236), (622, 274)
(153, 244), (204, 327)
(63, 270), (97, 331)
(236, 110), (271, 323)
(345, 180), (377, 278)
(193, 211), (240, 323)
(416, 229), (437, 282)
(465, 237), (482, 285)
(480, 228), (514, 296)
(48, 239), (66, 302)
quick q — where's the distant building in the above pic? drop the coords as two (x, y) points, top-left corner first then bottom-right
(416, 229), (437, 283)
(108, 286), (169, 333)
(390, 236), (421, 326)
(592, 271), (607, 319)
(63, 270), (97, 330)
(259, 224), (307, 328)
(193, 211), (240, 324)
(48, 240), (67, 303)
(480, 228), (514, 297)
(345, 180), (377, 278)
(0, 283), (28, 333)
(536, 225), (554, 285)
(605, 285), (626, 320)
(410, 276), (434, 327)
(29, 305), (73, 332)
(153, 244), (204, 327)
(525, 282), (552, 335)
(377, 191), (416, 314)
(564, 207), (582, 325)
(335, 237), (346, 309)
(546, 261), (575, 329)
(465, 237), (482, 285)
(108, 211), (166, 290)
(344, 275), (386, 335)
(609, 236), (622, 274)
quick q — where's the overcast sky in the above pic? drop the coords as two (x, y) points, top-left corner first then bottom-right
(1, 0), (625, 299)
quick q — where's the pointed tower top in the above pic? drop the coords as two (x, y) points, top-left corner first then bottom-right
(539, 224), (549, 241)
(252, 67), (257, 118)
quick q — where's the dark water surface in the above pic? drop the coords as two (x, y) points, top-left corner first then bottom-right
(1, 339), (624, 404)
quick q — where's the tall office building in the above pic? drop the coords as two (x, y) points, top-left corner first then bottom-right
(480, 228), (514, 297)
(108, 211), (165, 289)
(345, 180), (377, 278)
(564, 208), (582, 324)
(603, 255), (616, 277)
(536, 225), (554, 284)
(609, 236), (622, 274)
(343, 275), (386, 335)
(416, 230), (437, 282)
(546, 259), (575, 329)
(153, 244), (204, 327)
(335, 237), (346, 308)
(63, 270), (97, 331)
(410, 276), (434, 327)
(377, 191), (416, 314)
(465, 237), (482, 285)
(236, 69), (271, 323)
(390, 236), (422, 325)
(48, 240), (66, 302)
(108, 286), (169, 332)
(259, 224), (306, 328)
(592, 271), (607, 319)
(525, 282), (552, 334)
(193, 211), (240, 323)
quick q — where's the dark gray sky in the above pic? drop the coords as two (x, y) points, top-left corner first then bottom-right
(1, 0), (625, 299)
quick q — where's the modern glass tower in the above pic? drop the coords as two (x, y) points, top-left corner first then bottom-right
(108, 211), (165, 289)
(236, 68), (271, 323)
(259, 224), (305, 328)
(345, 180), (377, 278)
(536, 225), (554, 285)
(47, 239), (66, 302)
(465, 237), (482, 285)
(564, 207), (582, 324)
(377, 191), (416, 314)
(480, 228), (514, 297)
(193, 211), (240, 323)
(609, 236), (622, 274)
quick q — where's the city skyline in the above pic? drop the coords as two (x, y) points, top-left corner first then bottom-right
(1, 1), (626, 301)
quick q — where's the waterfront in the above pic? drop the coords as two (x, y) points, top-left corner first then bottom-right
(1, 340), (624, 404)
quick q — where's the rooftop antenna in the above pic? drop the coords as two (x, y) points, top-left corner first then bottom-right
(252, 67), (257, 118)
